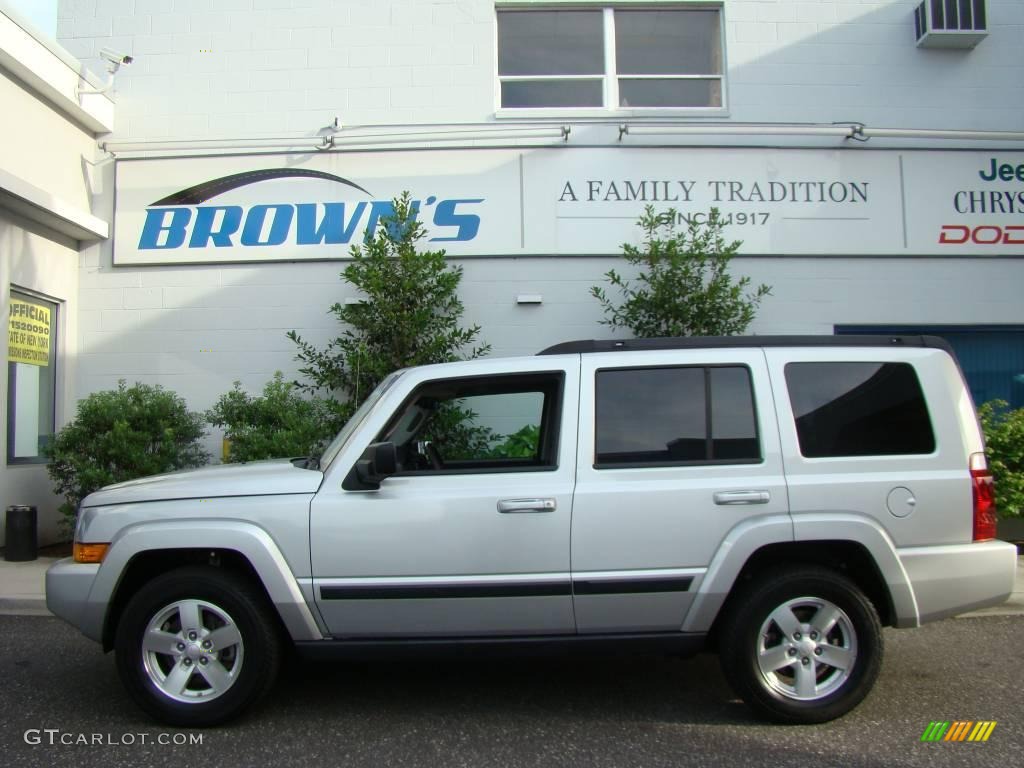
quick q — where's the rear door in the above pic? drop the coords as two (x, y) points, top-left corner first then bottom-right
(571, 348), (789, 633)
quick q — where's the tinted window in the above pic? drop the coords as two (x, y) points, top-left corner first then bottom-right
(595, 366), (759, 466)
(786, 362), (935, 458)
(615, 9), (721, 75)
(496, 7), (725, 110)
(710, 367), (759, 460)
(497, 10), (604, 77)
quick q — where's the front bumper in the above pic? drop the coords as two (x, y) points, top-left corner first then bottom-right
(45, 558), (102, 642)
(898, 540), (1018, 625)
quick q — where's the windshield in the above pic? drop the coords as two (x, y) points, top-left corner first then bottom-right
(319, 371), (404, 468)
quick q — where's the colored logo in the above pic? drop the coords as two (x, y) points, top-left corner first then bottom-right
(920, 721), (997, 742)
(137, 170), (483, 251)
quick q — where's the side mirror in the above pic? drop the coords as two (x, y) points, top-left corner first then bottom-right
(343, 442), (398, 491)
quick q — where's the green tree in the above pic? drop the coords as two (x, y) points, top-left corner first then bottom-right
(206, 373), (341, 463)
(591, 206), (771, 337)
(978, 400), (1024, 518)
(45, 381), (209, 533)
(287, 192), (489, 419)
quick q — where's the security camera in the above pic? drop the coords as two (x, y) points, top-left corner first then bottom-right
(99, 47), (133, 73)
(78, 47), (134, 99)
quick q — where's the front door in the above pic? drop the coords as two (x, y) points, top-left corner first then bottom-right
(311, 363), (579, 638)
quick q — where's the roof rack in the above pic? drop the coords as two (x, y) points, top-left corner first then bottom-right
(537, 335), (954, 355)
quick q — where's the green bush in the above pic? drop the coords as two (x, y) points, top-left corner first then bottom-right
(287, 192), (489, 420)
(591, 206), (771, 337)
(45, 381), (209, 534)
(486, 424), (540, 459)
(978, 400), (1024, 518)
(206, 373), (342, 463)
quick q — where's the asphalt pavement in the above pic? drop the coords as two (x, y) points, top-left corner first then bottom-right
(1, 613), (1022, 768)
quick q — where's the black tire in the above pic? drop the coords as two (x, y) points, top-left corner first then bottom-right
(718, 566), (882, 724)
(114, 566), (282, 727)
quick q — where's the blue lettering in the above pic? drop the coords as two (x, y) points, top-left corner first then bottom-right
(363, 200), (421, 243)
(295, 202), (367, 245)
(139, 208), (191, 249)
(430, 199), (482, 242)
(189, 206), (243, 248)
(241, 204), (294, 246)
(142, 197), (482, 251)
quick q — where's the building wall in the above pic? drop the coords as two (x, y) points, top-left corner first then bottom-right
(57, 0), (1024, 137)
(1, 5), (110, 546)
(0, 212), (81, 546)
(56, 0), (1024, 462)
(0, 69), (100, 205)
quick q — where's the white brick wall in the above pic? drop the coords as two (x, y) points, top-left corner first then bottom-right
(53, 0), (1024, 455)
(55, 0), (1024, 139)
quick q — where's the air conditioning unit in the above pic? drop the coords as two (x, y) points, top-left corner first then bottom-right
(915, 0), (988, 48)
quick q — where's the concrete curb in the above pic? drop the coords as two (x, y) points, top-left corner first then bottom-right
(0, 598), (50, 616)
(0, 556), (57, 616)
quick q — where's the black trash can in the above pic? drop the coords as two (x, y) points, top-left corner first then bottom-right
(4, 505), (38, 562)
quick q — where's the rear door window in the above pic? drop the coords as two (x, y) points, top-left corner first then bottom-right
(595, 365), (760, 467)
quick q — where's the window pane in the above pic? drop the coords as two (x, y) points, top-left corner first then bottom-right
(498, 10), (604, 76)
(380, 374), (561, 472)
(7, 292), (57, 463)
(615, 10), (721, 75)
(619, 78), (722, 108)
(785, 362), (935, 458)
(596, 368), (706, 464)
(501, 80), (603, 108)
(710, 368), (760, 460)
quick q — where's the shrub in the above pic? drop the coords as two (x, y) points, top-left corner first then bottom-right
(206, 373), (342, 463)
(45, 381), (209, 534)
(487, 424), (540, 459)
(978, 400), (1024, 518)
(287, 192), (489, 420)
(591, 206), (771, 337)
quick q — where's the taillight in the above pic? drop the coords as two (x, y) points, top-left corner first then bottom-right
(970, 452), (997, 542)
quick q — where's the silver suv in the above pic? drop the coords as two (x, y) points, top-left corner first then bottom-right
(46, 336), (1017, 727)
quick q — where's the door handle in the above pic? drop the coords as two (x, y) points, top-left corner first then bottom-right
(713, 490), (770, 506)
(497, 498), (557, 513)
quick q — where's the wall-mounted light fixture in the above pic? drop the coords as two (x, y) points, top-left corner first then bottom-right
(618, 122), (1024, 144)
(103, 124), (572, 156)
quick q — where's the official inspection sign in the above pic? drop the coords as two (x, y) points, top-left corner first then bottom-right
(8, 298), (52, 366)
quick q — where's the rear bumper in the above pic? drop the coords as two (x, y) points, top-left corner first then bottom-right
(898, 540), (1018, 626)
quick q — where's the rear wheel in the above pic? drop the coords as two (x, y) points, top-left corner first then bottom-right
(718, 567), (882, 724)
(114, 566), (281, 727)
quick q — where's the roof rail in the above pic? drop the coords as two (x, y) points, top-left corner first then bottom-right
(537, 335), (954, 355)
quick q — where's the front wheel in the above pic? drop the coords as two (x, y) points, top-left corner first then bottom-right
(114, 566), (281, 727)
(718, 567), (883, 724)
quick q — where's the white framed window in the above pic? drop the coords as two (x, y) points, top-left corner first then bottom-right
(496, 4), (725, 114)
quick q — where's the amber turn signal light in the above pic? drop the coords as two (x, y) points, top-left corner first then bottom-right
(73, 542), (110, 564)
